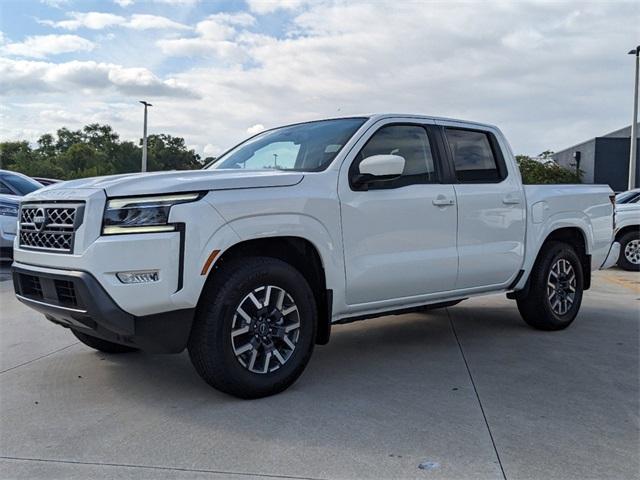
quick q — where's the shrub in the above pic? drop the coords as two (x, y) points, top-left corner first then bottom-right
(516, 155), (581, 184)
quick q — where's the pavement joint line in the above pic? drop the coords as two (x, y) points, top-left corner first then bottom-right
(0, 456), (326, 480)
(446, 308), (508, 480)
(0, 342), (80, 375)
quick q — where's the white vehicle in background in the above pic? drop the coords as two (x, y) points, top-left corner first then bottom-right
(614, 189), (640, 271)
(11, 114), (620, 398)
(0, 170), (43, 260)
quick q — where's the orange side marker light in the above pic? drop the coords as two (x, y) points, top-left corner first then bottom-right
(201, 249), (220, 275)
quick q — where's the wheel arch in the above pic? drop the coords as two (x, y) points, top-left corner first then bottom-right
(201, 236), (332, 345)
(615, 224), (639, 241)
(543, 227), (591, 290)
(511, 226), (591, 300)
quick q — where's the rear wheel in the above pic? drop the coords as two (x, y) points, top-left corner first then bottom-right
(617, 230), (640, 271)
(516, 241), (584, 331)
(72, 330), (138, 353)
(188, 257), (317, 399)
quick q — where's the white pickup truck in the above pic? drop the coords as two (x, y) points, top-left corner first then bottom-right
(12, 114), (620, 398)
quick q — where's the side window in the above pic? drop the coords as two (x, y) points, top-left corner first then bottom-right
(353, 125), (437, 189)
(0, 181), (13, 195)
(445, 128), (504, 183)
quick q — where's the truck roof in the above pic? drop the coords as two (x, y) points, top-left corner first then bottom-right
(365, 113), (496, 128)
(313, 113), (499, 131)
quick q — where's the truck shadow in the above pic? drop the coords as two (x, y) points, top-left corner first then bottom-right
(93, 303), (528, 409)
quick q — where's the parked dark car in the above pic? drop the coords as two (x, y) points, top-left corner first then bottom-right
(32, 177), (62, 186)
(0, 170), (43, 196)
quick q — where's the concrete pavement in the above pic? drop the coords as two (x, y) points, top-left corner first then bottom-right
(0, 262), (638, 479)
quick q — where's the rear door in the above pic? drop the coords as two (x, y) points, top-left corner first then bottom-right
(437, 121), (526, 289)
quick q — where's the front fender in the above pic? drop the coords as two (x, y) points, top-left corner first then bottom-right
(219, 213), (343, 293)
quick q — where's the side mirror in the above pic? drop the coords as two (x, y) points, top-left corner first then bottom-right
(353, 154), (405, 189)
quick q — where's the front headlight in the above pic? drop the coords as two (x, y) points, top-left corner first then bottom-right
(0, 201), (18, 217)
(103, 192), (202, 235)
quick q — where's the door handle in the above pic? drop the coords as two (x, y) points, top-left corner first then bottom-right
(502, 194), (521, 205)
(433, 195), (455, 207)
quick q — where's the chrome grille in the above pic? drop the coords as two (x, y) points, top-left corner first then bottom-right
(19, 203), (84, 253)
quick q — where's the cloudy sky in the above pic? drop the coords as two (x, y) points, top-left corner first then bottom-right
(0, 0), (638, 157)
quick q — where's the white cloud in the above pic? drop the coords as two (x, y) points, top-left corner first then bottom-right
(39, 0), (70, 7)
(113, 0), (201, 5)
(40, 11), (189, 31)
(502, 28), (546, 50)
(157, 13), (254, 58)
(127, 14), (190, 30)
(154, 0), (200, 4)
(0, 58), (199, 98)
(41, 12), (126, 30)
(40, 109), (81, 123)
(246, 124), (265, 135)
(203, 144), (223, 156)
(246, 0), (308, 15)
(1, 34), (94, 59)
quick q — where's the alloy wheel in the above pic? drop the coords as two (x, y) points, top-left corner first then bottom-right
(231, 285), (301, 374)
(547, 258), (577, 316)
(624, 239), (640, 265)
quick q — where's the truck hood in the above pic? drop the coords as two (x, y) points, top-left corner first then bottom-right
(615, 203), (640, 213)
(31, 169), (304, 198)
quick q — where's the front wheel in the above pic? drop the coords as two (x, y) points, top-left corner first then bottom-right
(517, 241), (584, 331)
(188, 257), (317, 399)
(617, 230), (640, 271)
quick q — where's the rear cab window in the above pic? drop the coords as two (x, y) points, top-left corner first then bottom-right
(444, 128), (506, 183)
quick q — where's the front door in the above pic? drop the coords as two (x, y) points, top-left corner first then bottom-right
(338, 119), (458, 306)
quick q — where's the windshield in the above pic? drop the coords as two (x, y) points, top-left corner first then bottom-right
(209, 118), (367, 172)
(1, 173), (42, 195)
(616, 190), (640, 204)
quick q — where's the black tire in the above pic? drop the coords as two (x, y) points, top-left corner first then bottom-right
(188, 257), (317, 399)
(72, 330), (138, 353)
(617, 230), (640, 271)
(516, 241), (584, 331)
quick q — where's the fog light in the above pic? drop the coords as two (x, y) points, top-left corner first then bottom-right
(116, 270), (160, 284)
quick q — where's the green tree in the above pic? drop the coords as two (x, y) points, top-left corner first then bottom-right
(58, 143), (109, 178)
(146, 134), (202, 171)
(2, 123), (204, 180)
(36, 134), (57, 159)
(516, 154), (581, 184)
(111, 140), (142, 174)
(0, 141), (32, 170)
(55, 127), (84, 152)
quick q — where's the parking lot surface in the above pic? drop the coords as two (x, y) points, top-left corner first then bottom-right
(0, 262), (638, 480)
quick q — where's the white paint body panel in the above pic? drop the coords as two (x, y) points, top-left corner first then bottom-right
(615, 202), (640, 232)
(12, 114), (615, 323)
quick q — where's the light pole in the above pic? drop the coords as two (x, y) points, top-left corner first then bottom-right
(139, 100), (152, 172)
(629, 46), (639, 190)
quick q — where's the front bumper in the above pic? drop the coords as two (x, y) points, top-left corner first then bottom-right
(12, 264), (195, 353)
(600, 241), (621, 270)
